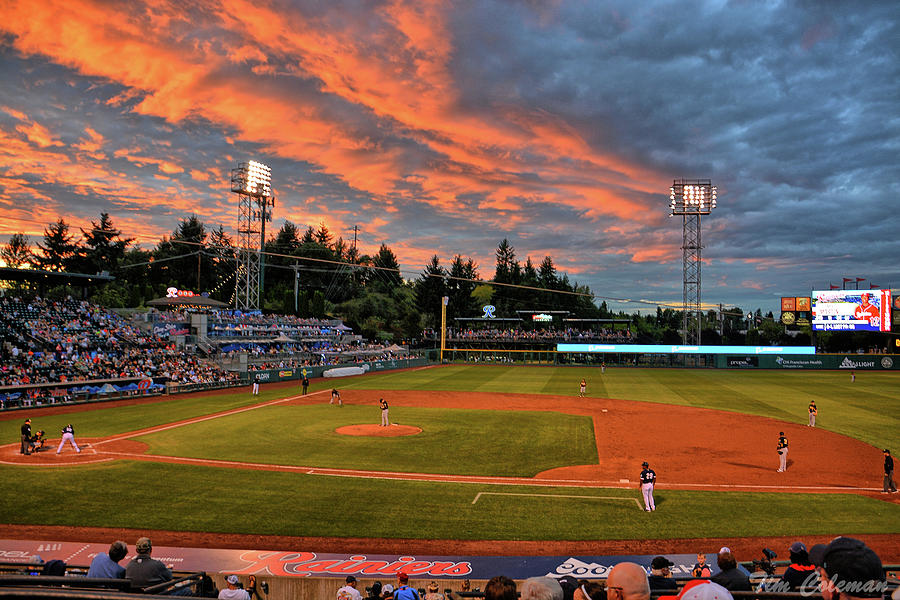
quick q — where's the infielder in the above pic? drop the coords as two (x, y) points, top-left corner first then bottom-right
(808, 400), (817, 427)
(380, 398), (389, 426)
(579, 379), (586, 398)
(639, 461), (656, 511)
(57, 423), (81, 454)
(331, 388), (342, 406)
(777, 431), (789, 472)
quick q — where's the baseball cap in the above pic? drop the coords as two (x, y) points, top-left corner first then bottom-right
(226, 575), (239, 585)
(642, 461), (649, 467)
(398, 572), (409, 582)
(884, 449), (891, 454)
(659, 580), (734, 600)
(822, 537), (885, 598)
(718, 547), (731, 554)
(383, 584), (395, 594)
(789, 541), (807, 554)
(557, 575), (579, 600)
(135, 537), (152, 554)
(346, 575), (357, 583)
(808, 543), (827, 567)
(652, 556), (675, 570)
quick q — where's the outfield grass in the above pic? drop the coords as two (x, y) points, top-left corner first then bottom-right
(135, 405), (598, 476)
(335, 366), (900, 450)
(2, 365), (897, 541)
(0, 461), (895, 540)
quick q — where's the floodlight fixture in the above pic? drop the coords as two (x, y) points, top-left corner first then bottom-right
(231, 160), (272, 197)
(669, 179), (717, 216)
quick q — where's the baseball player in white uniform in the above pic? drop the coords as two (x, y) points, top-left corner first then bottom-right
(57, 424), (81, 454)
(640, 461), (656, 511)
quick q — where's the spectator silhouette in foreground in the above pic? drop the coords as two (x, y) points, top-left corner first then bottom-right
(125, 537), (192, 596)
(606, 562), (650, 600)
(649, 556), (678, 591)
(521, 576), (563, 600)
(691, 553), (712, 578)
(818, 537), (886, 600)
(87, 541), (127, 578)
(657, 580), (734, 600)
(710, 552), (750, 592)
(337, 575), (363, 600)
(424, 581), (445, 600)
(219, 575), (249, 600)
(394, 572), (420, 600)
(365, 581), (383, 600)
(575, 581), (605, 600)
(779, 541), (816, 592)
(484, 575), (518, 600)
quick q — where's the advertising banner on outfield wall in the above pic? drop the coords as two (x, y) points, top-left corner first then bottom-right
(0, 540), (721, 580)
(718, 354), (898, 370)
(252, 358), (429, 383)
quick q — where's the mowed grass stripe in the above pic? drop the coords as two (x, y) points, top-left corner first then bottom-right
(1, 461), (895, 539)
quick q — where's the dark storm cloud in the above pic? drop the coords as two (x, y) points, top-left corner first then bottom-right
(0, 0), (897, 313)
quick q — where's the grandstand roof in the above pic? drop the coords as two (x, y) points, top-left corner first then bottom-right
(147, 295), (230, 308)
(0, 267), (115, 287)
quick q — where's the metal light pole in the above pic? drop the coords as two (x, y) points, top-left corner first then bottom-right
(231, 160), (274, 311)
(669, 178), (717, 345)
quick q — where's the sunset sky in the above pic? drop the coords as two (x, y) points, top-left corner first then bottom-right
(1, 0), (897, 314)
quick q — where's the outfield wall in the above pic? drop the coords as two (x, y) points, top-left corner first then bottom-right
(716, 354), (899, 370)
(251, 357), (430, 383)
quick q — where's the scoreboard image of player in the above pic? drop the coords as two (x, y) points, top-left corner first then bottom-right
(811, 289), (892, 332)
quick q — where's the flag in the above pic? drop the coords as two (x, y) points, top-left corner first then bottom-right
(856, 277), (866, 282)
(843, 277), (853, 282)
(870, 284), (879, 289)
(830, 284), (839, 289)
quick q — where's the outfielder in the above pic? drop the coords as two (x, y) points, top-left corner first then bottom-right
(639, 461), (656, 511)
(777, 431), (789, 472)
(251, 374), (260, 396)
(57, 423), (81, 454)
(380, 398), (389, 426)
(808, 400), (817, 427)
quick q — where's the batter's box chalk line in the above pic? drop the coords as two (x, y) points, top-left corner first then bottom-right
(471, 491), (642, 508)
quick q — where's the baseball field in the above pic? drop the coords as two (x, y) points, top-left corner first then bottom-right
(1, 364), (898, 559)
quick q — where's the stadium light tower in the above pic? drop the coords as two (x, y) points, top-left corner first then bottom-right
(231, 160), (274, 311)
(669, 178), (717, 345)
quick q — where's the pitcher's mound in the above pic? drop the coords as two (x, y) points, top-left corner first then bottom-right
(335, 424), (422, 437)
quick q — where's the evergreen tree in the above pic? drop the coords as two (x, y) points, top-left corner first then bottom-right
(371, 243), (402, 291)
(1, 233), (31, 268)
(415, 255), (447, 329)
(79, 213), (132, 275)
(35, 218), (78, 272)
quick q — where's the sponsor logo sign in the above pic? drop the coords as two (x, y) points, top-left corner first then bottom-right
(839, 357), (876, 369)
(727, 356), (758, 368)
(774, 357), (825, 369)
(0, 541), (720, 581)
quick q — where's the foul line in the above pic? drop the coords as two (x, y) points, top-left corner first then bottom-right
(94, 390), (326, 446)
(472, 492), (642, 508)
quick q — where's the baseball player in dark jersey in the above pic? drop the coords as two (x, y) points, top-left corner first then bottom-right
(251, 374), (260, 396)
(808, 400), (817, 427)
(380, 398), (389, 426)
(777, 431), (789, 472)
(57, 423), (81, 454)
(640, 461), (656, 511)
(330, 388), (342, 406)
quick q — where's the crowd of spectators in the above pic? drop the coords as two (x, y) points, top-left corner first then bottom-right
(0, 296), (240, 391)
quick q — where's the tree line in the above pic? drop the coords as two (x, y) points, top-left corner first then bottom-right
(2, 212), (879, 351)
